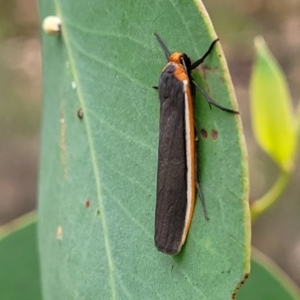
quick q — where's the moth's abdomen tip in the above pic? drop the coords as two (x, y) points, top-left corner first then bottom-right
(155, 240), (181, 255)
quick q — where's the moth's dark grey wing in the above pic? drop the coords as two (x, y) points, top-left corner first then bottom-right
(155, 64), (187, 255)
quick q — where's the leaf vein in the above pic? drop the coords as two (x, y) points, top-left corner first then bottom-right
(55, 3), (117, 299)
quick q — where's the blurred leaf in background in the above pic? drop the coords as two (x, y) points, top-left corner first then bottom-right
(0, 213), (41, 300)
(250, 36), (299, 220)
(250, 36), (297, 172)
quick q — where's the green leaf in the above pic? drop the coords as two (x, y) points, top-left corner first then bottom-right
(250, 36), (297, 172)
(38, 0), (249, 299)
(0, 213), (41, 300)
(237, 248), (300, 300)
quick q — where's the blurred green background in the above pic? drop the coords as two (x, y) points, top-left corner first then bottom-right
(0, 0), (299, 288)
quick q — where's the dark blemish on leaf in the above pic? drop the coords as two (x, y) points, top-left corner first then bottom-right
(202, 64), (212, 71)
(212, 130), (218, 140)
(231, 273), (250, 299)
(200, 129), (208, 139)
(96, 209), (101, 216)
(85, 199), (91, 208)
(239, 273), (249, 285)
(202, 65), (218, 72)
(77, 108), (84, 119)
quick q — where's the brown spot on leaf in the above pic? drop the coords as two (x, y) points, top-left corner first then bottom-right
(200, 129), (208, 139)
(212, 130), (218, 140)
(202, 64), (219, 72)
(77, 108), (84, 119)
(85, 199), (91, 208)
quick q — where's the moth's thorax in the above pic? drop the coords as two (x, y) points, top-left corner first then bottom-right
(169, 52), (191, 68)
(163, 62), (188, 82)
(169, 52), (183, 64)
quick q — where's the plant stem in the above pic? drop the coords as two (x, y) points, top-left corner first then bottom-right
(251, 170), (290, 221)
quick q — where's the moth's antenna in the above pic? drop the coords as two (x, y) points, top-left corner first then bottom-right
(154, 33), (171, 60)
